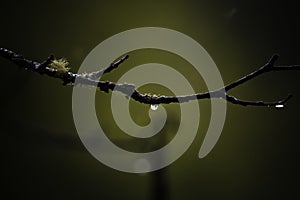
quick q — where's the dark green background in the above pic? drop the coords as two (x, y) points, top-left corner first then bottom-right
(0, 0), (299, 199)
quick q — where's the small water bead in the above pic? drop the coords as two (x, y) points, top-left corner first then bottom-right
(150, 104), (159, 111)
(275, 104), (284, 109)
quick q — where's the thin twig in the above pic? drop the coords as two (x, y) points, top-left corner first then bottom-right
(85, 54), (129, 80)
(1, 47), (300, 107)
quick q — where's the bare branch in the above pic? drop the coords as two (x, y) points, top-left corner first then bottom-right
(1, 47), (300, 107)
(224, 54), (279, 91)
(225, 94), (293, 107)
(85, 54), (129, 80)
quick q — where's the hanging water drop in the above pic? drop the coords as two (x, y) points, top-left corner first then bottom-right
(150, 104), (158, 111)
(275, 104), (284, 109)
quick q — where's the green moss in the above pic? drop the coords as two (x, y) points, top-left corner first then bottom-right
(49, 58), (70, 73)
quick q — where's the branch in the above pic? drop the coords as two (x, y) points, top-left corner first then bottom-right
(1, 47), (300, 107)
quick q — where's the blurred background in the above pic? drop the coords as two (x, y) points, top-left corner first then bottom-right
(0, 0), (299, 199)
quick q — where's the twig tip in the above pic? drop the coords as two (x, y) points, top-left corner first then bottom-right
(268, 54), (279, 66)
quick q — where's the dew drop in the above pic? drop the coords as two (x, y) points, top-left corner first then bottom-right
(150, 104), (158, 111)
(275, 104), (284, 109)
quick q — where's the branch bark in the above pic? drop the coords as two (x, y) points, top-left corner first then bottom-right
(1, 47), (299, 107)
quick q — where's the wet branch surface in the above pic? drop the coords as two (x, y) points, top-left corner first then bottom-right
(1, 47), (300, 107)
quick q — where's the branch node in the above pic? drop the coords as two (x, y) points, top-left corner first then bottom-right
(37, 54), (55, 73)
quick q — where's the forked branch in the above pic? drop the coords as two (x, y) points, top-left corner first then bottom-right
(1, 47), (299, 107)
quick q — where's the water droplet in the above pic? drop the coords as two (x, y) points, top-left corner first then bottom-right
(150, 104), (158, 111)
(275, 104), (284, 109)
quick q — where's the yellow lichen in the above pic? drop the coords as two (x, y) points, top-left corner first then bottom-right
(48, 58), (70, 73)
